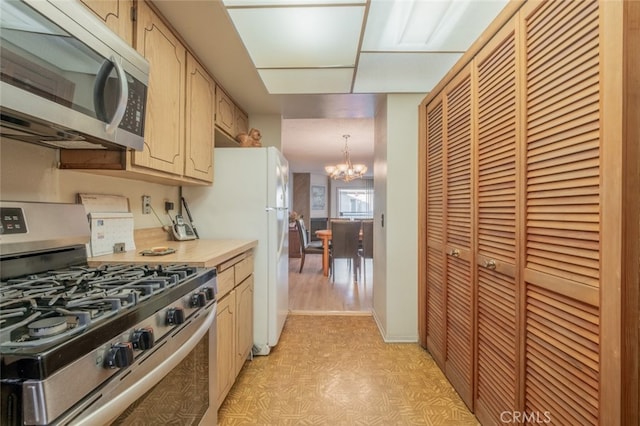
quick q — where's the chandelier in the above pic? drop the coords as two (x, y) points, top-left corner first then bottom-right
(324, 134), (368, 182)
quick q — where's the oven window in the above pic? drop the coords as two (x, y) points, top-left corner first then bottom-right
(112, 334), (209, 425)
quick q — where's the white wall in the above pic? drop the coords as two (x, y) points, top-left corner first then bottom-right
(250, 114), (283, 150)
(310, 173), (329, 218)
(0, 138), (180, 229)
(372, 93), (424, 342)
(372, 98), (388, 335)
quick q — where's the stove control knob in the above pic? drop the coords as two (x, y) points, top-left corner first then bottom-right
(131, 328), (155, 350)
(166, 307), (185, 325)
(203, 287), (215, 301)
(191, 292), (207, 307)
(104, 343), (134, 369)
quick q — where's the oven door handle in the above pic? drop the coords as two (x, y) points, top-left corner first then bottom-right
(73, 304), (216, 426)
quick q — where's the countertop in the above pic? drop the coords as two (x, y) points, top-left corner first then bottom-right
(87, 239), (258, 268)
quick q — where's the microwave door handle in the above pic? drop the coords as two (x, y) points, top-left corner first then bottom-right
(93, 56), (128, 135)
(106, 56), (128, 134)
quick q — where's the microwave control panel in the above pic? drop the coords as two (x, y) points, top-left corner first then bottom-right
(120, 75), (147, 137)
(0, 207), (27, 235)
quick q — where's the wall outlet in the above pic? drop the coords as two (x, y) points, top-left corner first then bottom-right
(142, 195), (151, 215)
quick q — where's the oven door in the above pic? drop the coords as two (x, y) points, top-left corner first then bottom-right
(62, 303), (217, 426)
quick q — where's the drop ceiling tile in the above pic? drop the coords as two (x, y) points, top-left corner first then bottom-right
(223, 0), (364, 5)
(353, 52), (462, 93)
(258, 68), (354, 94)
(226, 6), (365, 68)
(362, 0), (509, 52)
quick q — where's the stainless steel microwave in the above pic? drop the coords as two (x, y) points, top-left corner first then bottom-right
(0, 0), (149, 150)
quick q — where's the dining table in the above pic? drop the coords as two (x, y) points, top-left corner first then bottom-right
(314, 228), (363, 277)
(314, 229), (332, 276)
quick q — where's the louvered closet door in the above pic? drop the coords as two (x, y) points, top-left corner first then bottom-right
(443, 71), (473, 409)
(474, 21), (519, 425)
(522, 1), (600, 424)
(426, 98), (446, 367)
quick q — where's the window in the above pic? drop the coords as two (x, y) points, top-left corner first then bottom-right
(337, 188), (373, 219)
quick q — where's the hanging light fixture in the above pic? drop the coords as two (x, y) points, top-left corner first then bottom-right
(324, 134), (368, 182)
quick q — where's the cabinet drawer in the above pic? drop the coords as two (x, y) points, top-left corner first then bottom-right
(234, 255), (253, 285)
(218, 267), (235, 299)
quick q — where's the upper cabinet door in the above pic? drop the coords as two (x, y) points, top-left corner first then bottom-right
(133, 1), (186, 176)
(80, 0), (133, 45)
(216, 86), (235, 137)
(185, 53), (214, 183)
(234, 106), (249, 137)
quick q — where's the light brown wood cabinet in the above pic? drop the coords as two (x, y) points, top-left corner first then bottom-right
(216, 288), (235, 410)
(216, 251), (254, 409)
(215, 84), (249, 142)
(80, 0), (133, 45)
(184, 52), (214, 182)
(234, 106), (249, 137)
(419, 1), (639, 425)
(132, 0), (186, 177)
(215, 85), (235, 137)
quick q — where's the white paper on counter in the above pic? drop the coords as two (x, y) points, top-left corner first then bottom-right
(78, 193), (130, 214)
(89, 212), (135, 257)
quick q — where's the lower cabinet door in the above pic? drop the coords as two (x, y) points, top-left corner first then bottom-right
(235, 276), (254, 377)
(216, 291), (236, 409)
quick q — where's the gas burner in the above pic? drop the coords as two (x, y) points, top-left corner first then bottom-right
(28, 317), (67, 338)
(0, 263), (200, 349)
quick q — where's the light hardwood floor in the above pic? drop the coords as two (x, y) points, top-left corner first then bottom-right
(288, 254), (373, 313)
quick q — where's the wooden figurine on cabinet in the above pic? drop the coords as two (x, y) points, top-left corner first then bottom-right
(235, 128), (262, 147)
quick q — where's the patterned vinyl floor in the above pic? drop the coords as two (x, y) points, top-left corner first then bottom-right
(218, 314), (479, 425)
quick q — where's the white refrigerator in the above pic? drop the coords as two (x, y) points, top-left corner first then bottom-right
(183, 147), (289, 355)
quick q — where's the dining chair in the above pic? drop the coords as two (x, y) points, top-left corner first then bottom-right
(329, 220), (361, 282)
(359, 219), (373, 282)
(296, 218), (323, 273)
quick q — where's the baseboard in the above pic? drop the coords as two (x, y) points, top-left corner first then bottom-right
(288, 310), (372, 316)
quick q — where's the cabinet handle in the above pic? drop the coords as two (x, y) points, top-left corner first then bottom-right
(449, 249), (460, 257)
(483, 259), (497, 270)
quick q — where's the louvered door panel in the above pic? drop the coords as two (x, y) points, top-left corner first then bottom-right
(524, 0), (600, 287)
(444, 74), (473, 408)
(427, 245), (445, 365)
(522, 1), (602, 424)
(525, 284), (599, 424)
(477, 31), (517, 266)
(477, 269), (517, 422)
(427, 101), (444, 245)
(446, 76), (472, 249)
(475, 24), (519, 424)
(426, 100), (445, 366)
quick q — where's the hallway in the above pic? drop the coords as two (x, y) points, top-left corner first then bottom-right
(217, 315), (478, 425)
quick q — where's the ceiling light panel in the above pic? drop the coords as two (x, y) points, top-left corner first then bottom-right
(353, 52), (462, 93)
(226, 6), (365, 68)
(258, 68), (354, 94)
(362, 0), (509, 52)
(223, 0), (364, 5)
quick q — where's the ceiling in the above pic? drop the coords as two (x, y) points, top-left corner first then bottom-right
(151, 0), (508, 175)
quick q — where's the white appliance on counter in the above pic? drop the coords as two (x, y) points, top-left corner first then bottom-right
(183, 147), (289, 355)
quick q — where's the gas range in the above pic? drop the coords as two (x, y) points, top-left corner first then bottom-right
(0, 201), (217, 425)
